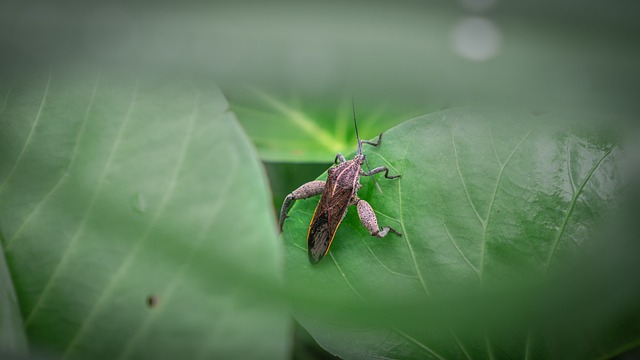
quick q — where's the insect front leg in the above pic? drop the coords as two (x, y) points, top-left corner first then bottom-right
(361, 166), (401, 179)
(355, 198), (402, 237)
(279, 180), (325, 232)
(361, 132), (383, 147)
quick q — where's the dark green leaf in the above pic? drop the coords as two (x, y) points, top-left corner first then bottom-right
(0, 237), (28, 356)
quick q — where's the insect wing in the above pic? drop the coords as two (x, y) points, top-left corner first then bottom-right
(307, 210), (331, 263)
(307, 175), (353, 263)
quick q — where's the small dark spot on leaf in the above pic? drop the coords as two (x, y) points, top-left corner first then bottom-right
(146, 295), (158, 308)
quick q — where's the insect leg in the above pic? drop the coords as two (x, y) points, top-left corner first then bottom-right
(279, 180), (325, 232)
(334, 153), (346, 164)
(356, 199), (402, 237)
(361, 166), (401, 179)
(361, 132), (383, 147)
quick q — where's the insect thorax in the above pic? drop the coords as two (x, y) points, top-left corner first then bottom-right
(330, 160), (361, 188)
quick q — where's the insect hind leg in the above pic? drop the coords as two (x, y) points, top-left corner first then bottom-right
(279, 180), (325, 232)
(356, 199), (402, 238)
(374, 226), (402, 237)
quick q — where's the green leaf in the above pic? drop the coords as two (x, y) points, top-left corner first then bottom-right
(0, 70), (290, 359)
(0, 236), (28, 356)
(283, 108), (627, 359)
(232, 90), (417, 163)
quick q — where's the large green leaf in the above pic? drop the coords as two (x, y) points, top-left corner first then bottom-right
(0, 70), (289, 359)
(283, 108), (629, 359)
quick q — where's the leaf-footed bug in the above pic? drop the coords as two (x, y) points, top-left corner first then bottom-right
(279, 102), (402, 264)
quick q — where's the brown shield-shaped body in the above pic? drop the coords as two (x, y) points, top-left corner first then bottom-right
(307, 157), (363, 263)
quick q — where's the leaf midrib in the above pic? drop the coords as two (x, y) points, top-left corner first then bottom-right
(544, 146), (614, 272)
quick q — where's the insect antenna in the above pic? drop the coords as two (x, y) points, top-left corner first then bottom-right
(352, 99), (383, 193)
(352, 98), (363, 155)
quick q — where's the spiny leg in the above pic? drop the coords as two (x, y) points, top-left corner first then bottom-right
(360, 133), (401, 180)
(361, 132), (383, 147)
(356, 198), (402, 237)
(279, 180), (325, 232)
(361, 166), (401, 179)
(334, 153), (346, 164)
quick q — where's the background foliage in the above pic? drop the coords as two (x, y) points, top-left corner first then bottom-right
(1, 1), (639, 359)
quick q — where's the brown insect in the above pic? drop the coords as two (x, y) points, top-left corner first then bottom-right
(279, 102), (402, 263)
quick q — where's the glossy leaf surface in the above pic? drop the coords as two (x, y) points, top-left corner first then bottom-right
(283, 108), (627, 359)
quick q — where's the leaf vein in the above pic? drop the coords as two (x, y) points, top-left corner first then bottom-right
(253, 89), (344, 153)
(350, 224), (417, 279)
(442, 221), (479, 275)
(63, 90), (200, 357)
(489, 122), (502, 166)
(451, 128), (484, 227)
(397, 142), (430, 296)
(485, 331), (495, 360)
(0, 70), (51, 193)
(479, 131), (531, 282)
(330, 253), (361, 298)
(545, 147), (613, 271)
(450, 329), (473, 360)
(566, 142), (577, 193)
(0, 80), (14, 114)
(118, 131), (238, 360)
(392, 327), (446, 360)
(524, 330), (532, 360)
(6, 73), (101, 250)
(25, 78), (138, 327)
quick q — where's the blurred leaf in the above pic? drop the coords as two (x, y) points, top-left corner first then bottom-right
(0, 236), (28, 356)
(0, 70), (289, 359)
(232, 91), (415, 163)
(292, 321), (338, 360)
(3, 2), (639, 115)
(282, 108), (628, 359)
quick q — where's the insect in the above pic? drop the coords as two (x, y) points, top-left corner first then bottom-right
(279, 102), (402, 264)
